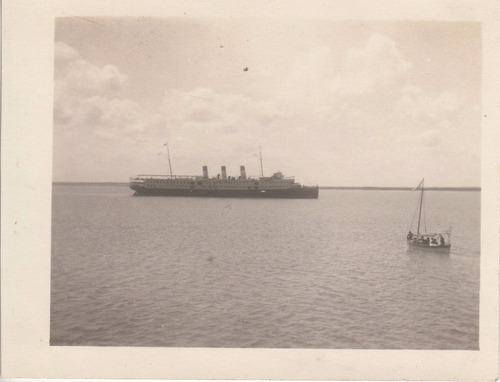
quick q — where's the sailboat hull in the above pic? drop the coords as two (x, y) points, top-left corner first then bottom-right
(406, 239), (451, 251)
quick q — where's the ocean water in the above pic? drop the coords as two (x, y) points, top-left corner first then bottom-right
(50, 185), (480, 349)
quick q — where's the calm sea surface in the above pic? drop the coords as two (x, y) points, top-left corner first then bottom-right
(50, 185), (480, 349)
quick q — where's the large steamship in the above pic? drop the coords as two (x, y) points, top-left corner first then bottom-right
(129, 148), (318, 198)
(130, 165), (318, 198)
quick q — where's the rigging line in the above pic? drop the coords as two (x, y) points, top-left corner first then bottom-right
(409, 187), (421, 231)
(422, 192), (427, 234)
(416, 179), (425, 235)
(165, 142), (173, 177)
(409, 198), (419, 231)
(259, 146), (264, 177)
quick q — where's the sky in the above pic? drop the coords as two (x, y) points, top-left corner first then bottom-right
(53, 18), (481, 187)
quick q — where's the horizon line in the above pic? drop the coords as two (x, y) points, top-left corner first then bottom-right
(52, 181), (481, 191)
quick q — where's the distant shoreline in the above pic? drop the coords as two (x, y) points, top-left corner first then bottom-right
(52, 182), (481, 192)
(319, 186), (481, 192)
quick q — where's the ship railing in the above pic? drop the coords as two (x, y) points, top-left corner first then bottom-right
(294, 183), (319, 188)
(130, 174), (301, 181)
(130, 174), (199, 180)
(254, 176), (295, 180)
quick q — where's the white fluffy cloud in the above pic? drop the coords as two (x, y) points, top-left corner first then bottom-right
(266, 34), (478, 185)
(339, 33), (411, 95)
(54, 42), (148, 134)
(53, 31), (479, 186)
(53, 42), (289, 180)
(55, 42), (127, 97)
(153, 87), (300, 178)
(279, 33), (412, 113)
(54, 41), (79, 62)
(53, 42), (158, 181)
(160, 87), (285, 138)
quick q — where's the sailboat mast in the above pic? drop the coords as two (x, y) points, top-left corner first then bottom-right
(416, 178), (424, 235)
(259, 146), (264, 177)
(166, 143), (173, 177)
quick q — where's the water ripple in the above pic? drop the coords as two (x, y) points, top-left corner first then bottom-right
(51, 186), (480, 349)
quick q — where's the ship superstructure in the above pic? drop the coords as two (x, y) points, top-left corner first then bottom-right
(129, 165), (319, 199)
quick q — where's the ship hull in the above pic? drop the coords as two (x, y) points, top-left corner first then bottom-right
(406, 240), (451, 252)
(130, 186), (319, 199)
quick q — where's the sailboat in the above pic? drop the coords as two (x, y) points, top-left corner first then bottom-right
(406, 178), (451, 251)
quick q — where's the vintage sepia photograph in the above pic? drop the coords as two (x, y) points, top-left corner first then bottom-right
(50, 17), (481, 349)
(2, 0), (499, 380)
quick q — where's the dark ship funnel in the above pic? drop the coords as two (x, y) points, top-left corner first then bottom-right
(221, 166), (227, 180)
(240, 165), (247, 180)
(203, 165), (209, 178)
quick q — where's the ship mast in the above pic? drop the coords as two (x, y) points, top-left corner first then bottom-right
(416, 178), (424, 236)
(166, 143), (173, 177)
(259, 146), (264, 177)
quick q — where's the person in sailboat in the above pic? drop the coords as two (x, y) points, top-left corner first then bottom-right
(417, 236), (426, 244)
(407, 231), (414, 241)
(439, 234), (445, 246)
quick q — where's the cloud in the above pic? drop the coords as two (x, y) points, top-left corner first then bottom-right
(160, 87), (286, 140)
(281, 33), (411, 102)
(394, 85), (468, 139)
(52, 31), (479, 186)
(54, 41), (142, 131)
(74, 96), (147, 133)
(267, 33), (476, 186)
(55, 41), (128, 97)
(53, 42), (158, 181)
(277, 33), (413, 127)
(66, 62), (127, 93)
(150, 33), (475, 184)
(52, 43), (290, 180)
(55, 41), (79, 62)
(339, 33), (411, 95)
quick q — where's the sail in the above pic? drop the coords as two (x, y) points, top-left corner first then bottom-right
(412, 178), (424, 191)
(406, 178), (451, 250)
